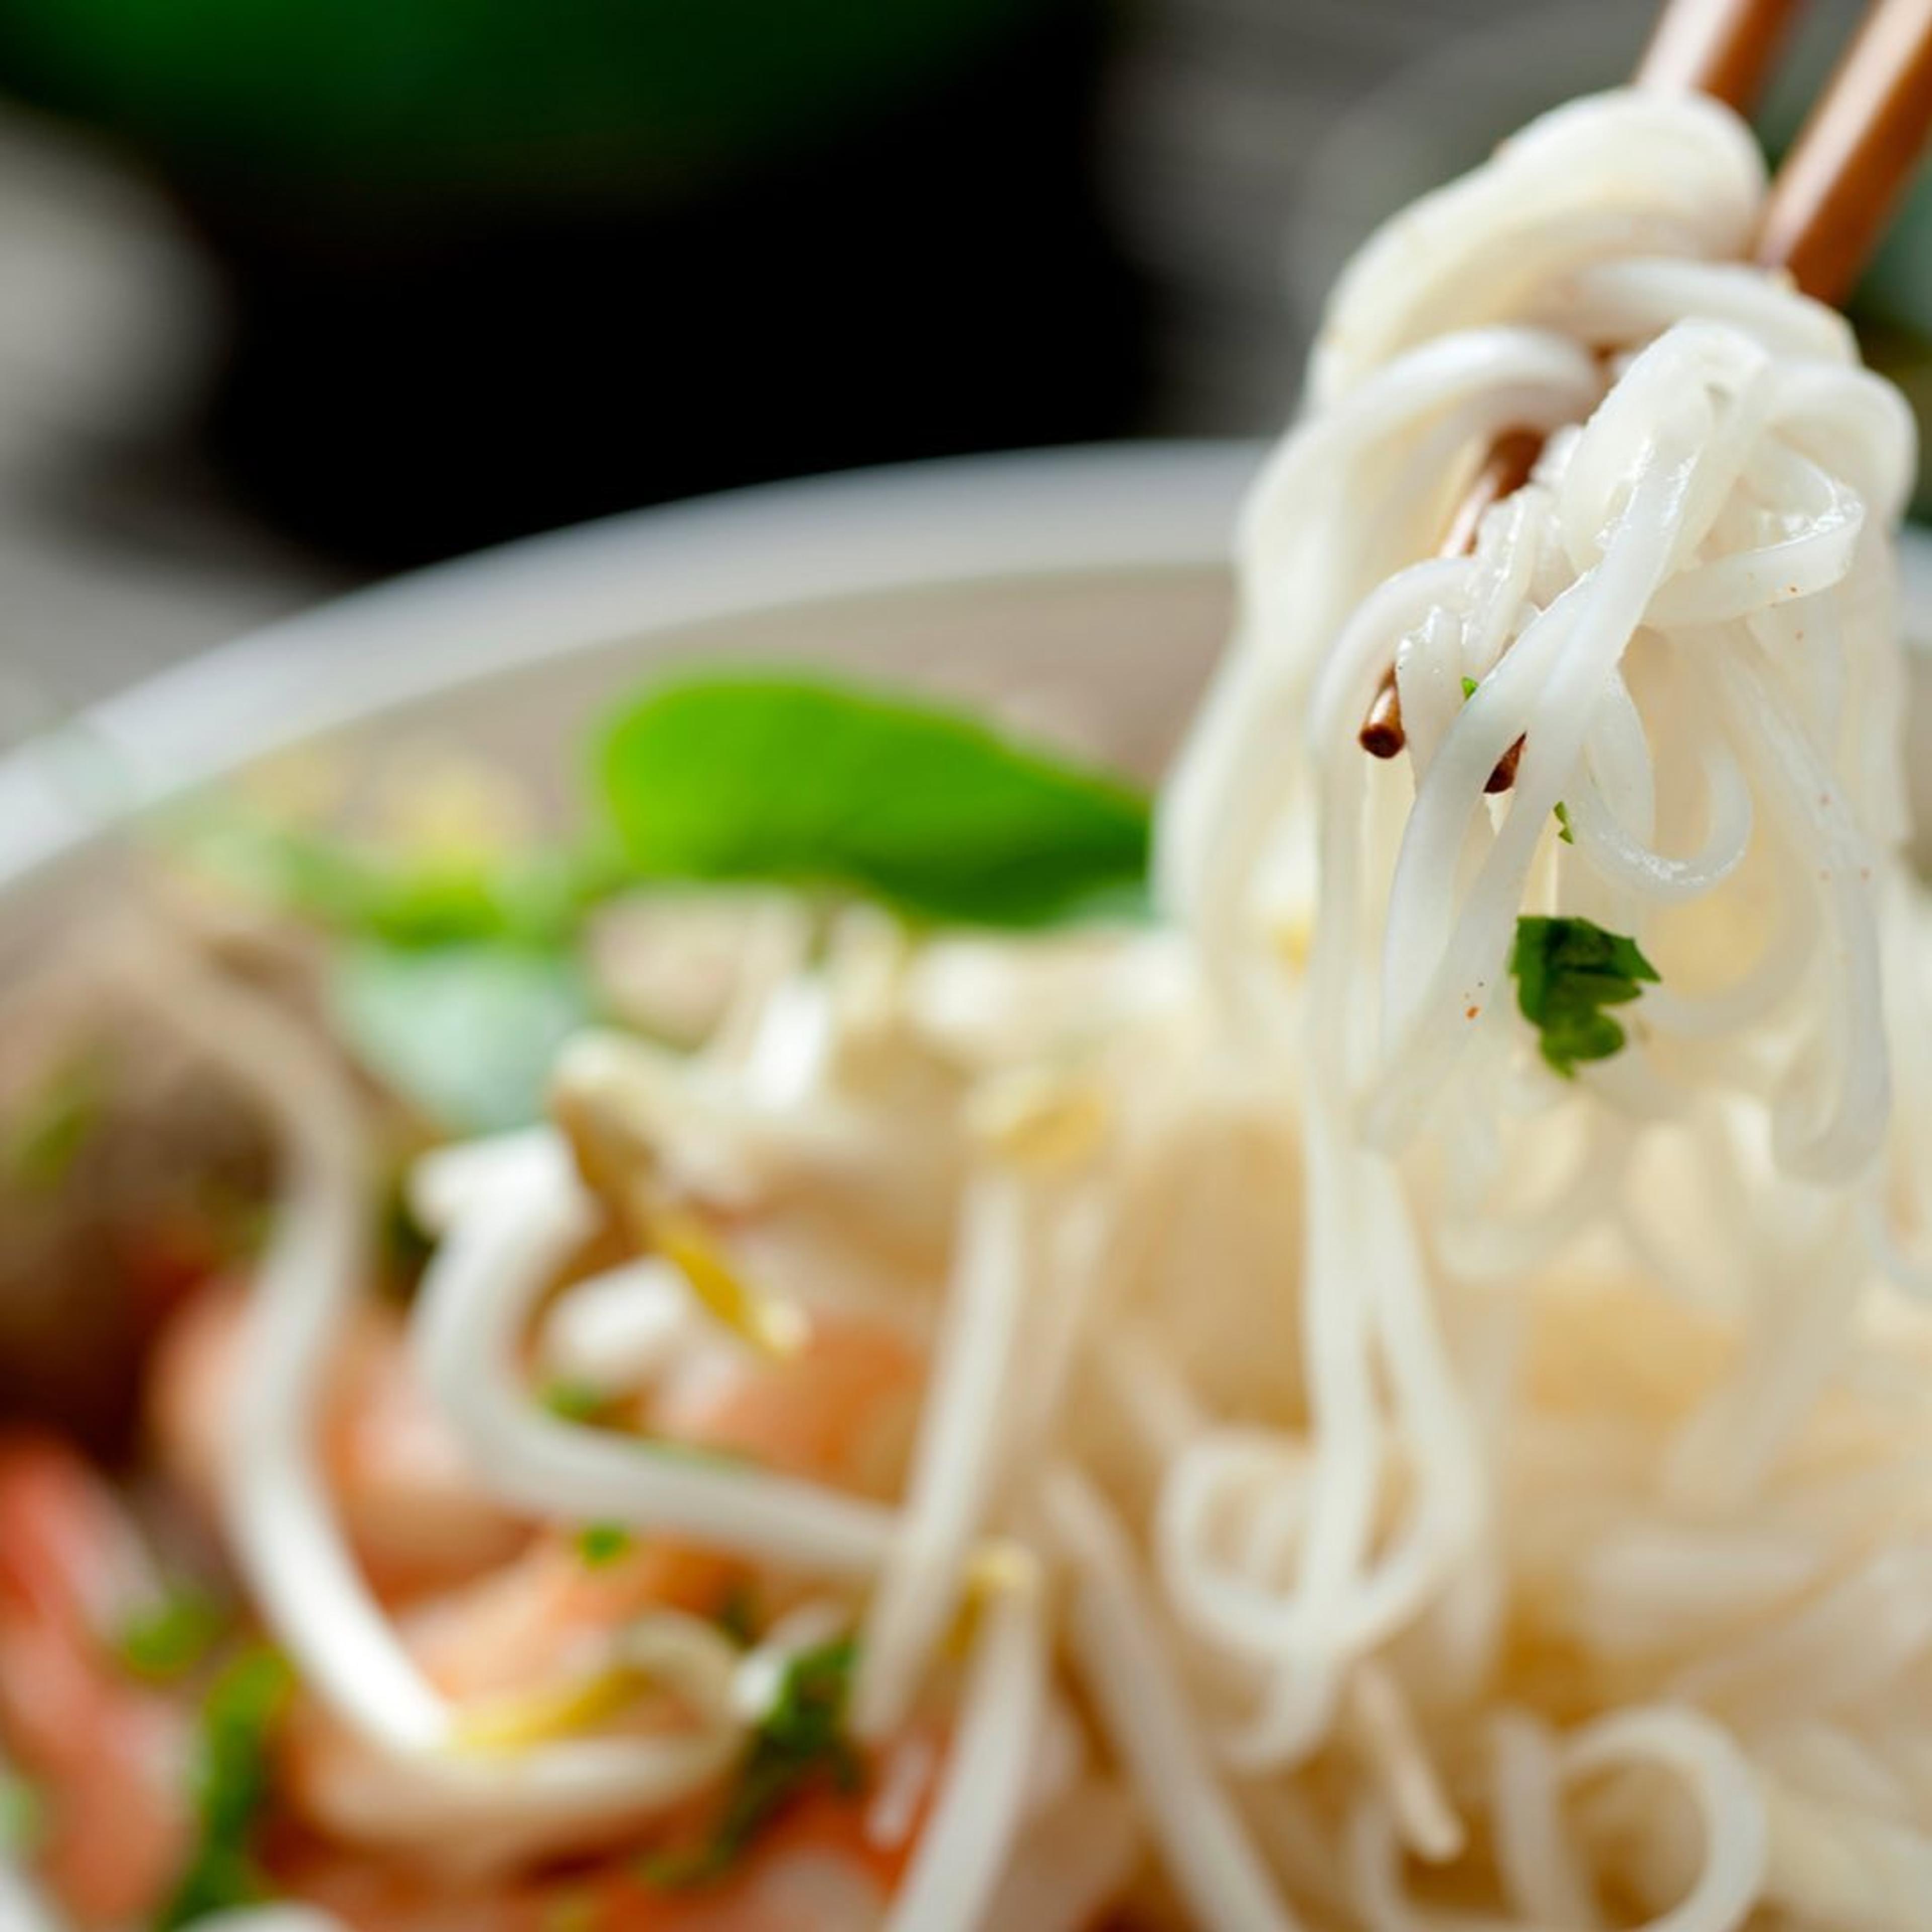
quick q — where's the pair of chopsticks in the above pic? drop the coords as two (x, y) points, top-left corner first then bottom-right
(1357, 0), (1932, 786)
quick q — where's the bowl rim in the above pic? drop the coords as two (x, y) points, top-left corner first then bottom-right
(0, 440), (1263, 896)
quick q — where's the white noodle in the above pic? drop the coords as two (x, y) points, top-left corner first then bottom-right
(1345, 1662), (1464, 1864)
(854, 1174), (1030, 1740)
(978, 1781), (1141, 1932)
(1562, 1706), (1767, 1932)
(1666, 1547), (1932, 1721)
(1490, 1710), (1602, 1927)
(1045, 1466), (1305, 1932)
(1761, 1773), (1932, 1931)
(410, 1135), (900, 1579)
(408, 1124), (558, 1235)
(537, 1255), (697, 1396)
(882, 1568), (1048, 1932)
(120, 937), (445, 1750)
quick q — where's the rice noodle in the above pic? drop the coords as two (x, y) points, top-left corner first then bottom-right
(1561, 1706), (1767, 1932)
(854, 1174), (1031, 1740)
(120, 934), (444, 1751)
(1045, 1466), (1305, 1932)
(411, 1132), (900, 1579)
(1490, 1710), (1602, 1927)
(881, 1564), (1048, 1932)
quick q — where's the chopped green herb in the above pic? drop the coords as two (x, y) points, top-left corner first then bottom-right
(175, 812), (606, 950)
(3, 1051), (106, 1194)
(115, 1585), (228, 1683)
(642, 1635), (861, 1889)
(379, 1166), (436, 1297)
(597, 673), (1152, 929)
(157, 1649), (296, 1931)
(713, 1583), (761, 1648)
(330, 940), (595, 1135)
(1552, 800), (1575, 845)
(577, 1524), (633, 1569)
(0, 1773), (45, 1856)
(1461, 675), (1480, 700)
(1509, 915), (1660, 1079)
(541, 1379), (610, 1424)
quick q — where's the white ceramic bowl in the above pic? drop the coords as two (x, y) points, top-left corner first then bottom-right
(0, 443), (1258, 957)
(3, 436), (1931, 952)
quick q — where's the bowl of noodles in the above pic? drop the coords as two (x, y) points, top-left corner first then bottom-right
(8, 87), (1932, 1932)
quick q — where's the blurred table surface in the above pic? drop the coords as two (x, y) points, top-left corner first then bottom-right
(0, 0), (1880, 728)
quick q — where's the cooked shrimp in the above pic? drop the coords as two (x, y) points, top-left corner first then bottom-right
(647, 1314), (925, 1503)
(277, 1527), (740, 1857)
(276, 1317), (922, 1872)
(151, 1280), (527, 1599)
(0, 1435), (192, 1927)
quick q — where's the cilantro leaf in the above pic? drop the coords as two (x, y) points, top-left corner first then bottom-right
(1552, 800), (1575, 845)
(3, 1051), (106, 1195)
(540, 1379), (611, 1424)
(713, 1583), (761, 1648)
(1509, 916), (1660, 1078)
(157, 1649), (296, 1930)
(1461, 675), (1479, 700)
(642, 1635), (861, 1888)
(115, 1585), (229, 1683)
(596, 673), (1151, 929)
(576, 1524), (633, 1568)
(0, 1773), (45, 1856)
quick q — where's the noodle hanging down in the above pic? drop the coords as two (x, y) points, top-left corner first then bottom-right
(14, 84), (1932, 1932)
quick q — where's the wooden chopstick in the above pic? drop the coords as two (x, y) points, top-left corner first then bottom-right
(1358, 0), (1932, 783)
(1355, 433), (1541, 768)
(1639, 0), (1805, 102)
(1755, 0), (1932, 302)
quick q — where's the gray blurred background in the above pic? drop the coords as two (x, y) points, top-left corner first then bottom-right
(0, 0), (1920, 723)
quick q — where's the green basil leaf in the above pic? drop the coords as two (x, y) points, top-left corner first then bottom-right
(330, 942), (595, 1134)
(596, 673), (1151, 928)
